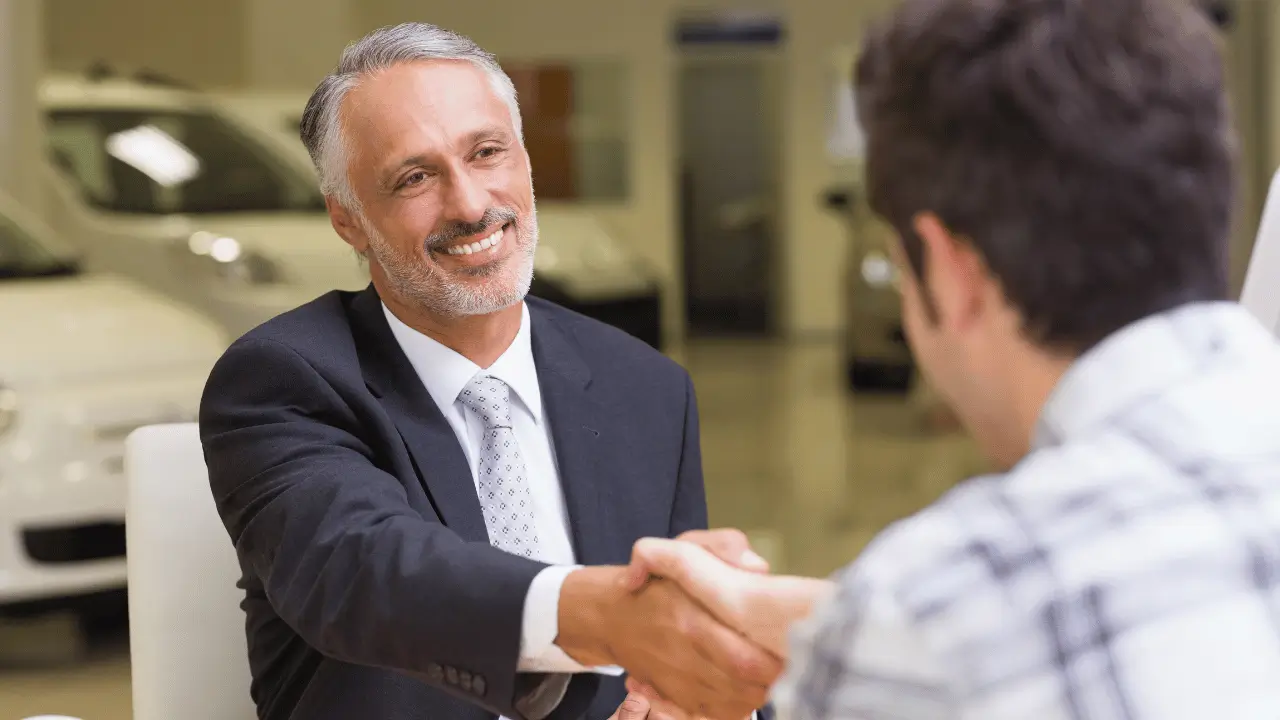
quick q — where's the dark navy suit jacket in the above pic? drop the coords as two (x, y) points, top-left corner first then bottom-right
(198, 285), (726, 720)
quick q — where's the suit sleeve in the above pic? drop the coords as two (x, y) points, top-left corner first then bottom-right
(668, 370), (710, 537)
(199, 337), (552, 720)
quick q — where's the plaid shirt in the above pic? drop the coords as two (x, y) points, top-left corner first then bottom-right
(771, 301), (1280, 720)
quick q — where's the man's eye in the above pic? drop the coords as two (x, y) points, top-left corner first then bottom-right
(476, 147), (503, 159)
(401, 171), (427, 187)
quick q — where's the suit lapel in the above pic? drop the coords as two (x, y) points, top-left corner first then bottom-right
(529, 302), (622, 566)
(349, 286), (489, 543)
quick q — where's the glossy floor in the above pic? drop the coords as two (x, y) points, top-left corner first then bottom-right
(0, 339), (990, 719)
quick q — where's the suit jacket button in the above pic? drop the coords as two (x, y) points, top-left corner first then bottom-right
(427, 664), (444, 683)
(446, 666), (459, 685)
(459, 670), (473, 691)
(473, 675), (486, 696)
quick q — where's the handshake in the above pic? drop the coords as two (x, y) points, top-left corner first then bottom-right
(555, 530), (834, 720)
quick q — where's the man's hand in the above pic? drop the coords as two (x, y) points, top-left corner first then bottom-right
(617, 538), (774, 720)
(624, 537), (837, 658)
(609, 691), (654, 720)
(623, 677), (749, 720)
(556, 566), (781, 720)
(608, 690), (686, 720)
(621, 528), (769, 591)
(610, 692), (650, 720)
(625, 538), (759, 633)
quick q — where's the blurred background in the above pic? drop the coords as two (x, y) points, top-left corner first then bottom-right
(0, 0), (1265, 716)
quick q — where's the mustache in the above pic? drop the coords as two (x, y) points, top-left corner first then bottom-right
(424, 208), (519, 251)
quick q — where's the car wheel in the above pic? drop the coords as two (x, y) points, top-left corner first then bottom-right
(847, 358), (914, 394)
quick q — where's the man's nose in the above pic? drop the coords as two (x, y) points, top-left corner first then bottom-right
(441, 169), (489, 225)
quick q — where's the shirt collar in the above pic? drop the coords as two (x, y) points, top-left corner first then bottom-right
(486, 305), (543, 422)
(381, 302), (543, 423)
(1033, 301), (1260, 449)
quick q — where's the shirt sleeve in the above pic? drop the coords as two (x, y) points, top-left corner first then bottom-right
(769, 570), (956, 720)
(518, 565), (626, 675)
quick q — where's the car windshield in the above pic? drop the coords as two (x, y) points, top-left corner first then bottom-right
(46, 108), (327, 215)
(0, 213), (77, 280)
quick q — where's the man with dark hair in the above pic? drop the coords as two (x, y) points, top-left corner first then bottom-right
(621, 0), (1280, 717)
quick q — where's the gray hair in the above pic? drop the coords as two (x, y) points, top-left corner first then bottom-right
(299, 22), (523, 210)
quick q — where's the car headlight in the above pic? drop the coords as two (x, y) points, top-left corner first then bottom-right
(0, 383), (18, 437)
(860, 250), (898, 289)
(187, 231), (284, 285)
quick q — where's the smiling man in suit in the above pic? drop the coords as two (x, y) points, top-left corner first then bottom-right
(197, 22), (779, 720)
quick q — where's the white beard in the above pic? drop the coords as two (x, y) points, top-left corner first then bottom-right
(360, 205), (538, 318)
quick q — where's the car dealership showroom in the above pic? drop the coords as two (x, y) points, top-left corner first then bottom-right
(0, 0), (1274, 718)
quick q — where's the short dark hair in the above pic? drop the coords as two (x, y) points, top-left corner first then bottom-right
(855, 0), (1237, 353)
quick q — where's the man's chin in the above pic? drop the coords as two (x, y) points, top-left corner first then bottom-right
(455, 296), (527, 318)
(374, 247), (534, 317)
(444, 279), (531, 317)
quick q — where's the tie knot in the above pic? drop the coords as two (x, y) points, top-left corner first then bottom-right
(459, 375), (513, 429)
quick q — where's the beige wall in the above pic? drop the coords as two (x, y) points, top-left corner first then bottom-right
(1, 0), (45, 216)
(45, 0), (250, 88)
(245, 0), (352, 90)
(44, 0), (347, 91)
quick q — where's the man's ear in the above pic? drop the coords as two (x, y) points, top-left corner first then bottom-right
(326, 196), (370, 255)
(912, 212), (987, 332)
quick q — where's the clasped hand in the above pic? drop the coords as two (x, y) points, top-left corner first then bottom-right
(609, 529), (786, 720)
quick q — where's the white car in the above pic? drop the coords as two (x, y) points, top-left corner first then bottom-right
(40, 70), (371, 341)
(210, 90), (313, 173)
(0, 194), (227, 612)
(217, 89), (666, 349)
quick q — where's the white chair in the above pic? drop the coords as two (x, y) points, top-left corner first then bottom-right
(124, 423), (256, 720)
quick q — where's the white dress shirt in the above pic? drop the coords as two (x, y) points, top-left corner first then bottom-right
(383, 301), (621, 677)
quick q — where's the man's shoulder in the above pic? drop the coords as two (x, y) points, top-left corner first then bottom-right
(845, 473), (1000, 594)
(845, 424), (1277, 619)
(236, 289), (363, 353)
(848, 440), (1131, 592)
(203, 289), (366, 403)
(526, 296), (687, 381)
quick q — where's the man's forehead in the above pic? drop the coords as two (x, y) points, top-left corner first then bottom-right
(337, 60), (515, 184)
(342, 60), (501, 133)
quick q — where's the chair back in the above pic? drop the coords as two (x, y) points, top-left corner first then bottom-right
(124, 423), (255, 720)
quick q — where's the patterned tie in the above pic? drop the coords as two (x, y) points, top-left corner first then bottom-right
(458, 374), (542, 559)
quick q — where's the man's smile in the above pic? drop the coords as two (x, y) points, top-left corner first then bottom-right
(429, 221), (516, 266)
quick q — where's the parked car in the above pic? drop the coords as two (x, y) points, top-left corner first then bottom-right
(40, 70), (371, 341)
(0, 193), (227, 614)
(209, 90), (313, 171)
(824, 185), (914, 392)
(215, 89), (666, 349)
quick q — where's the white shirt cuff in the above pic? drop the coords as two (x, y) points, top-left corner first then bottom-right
(519, 565), (625, 675)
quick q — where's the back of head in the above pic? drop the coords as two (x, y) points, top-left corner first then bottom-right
(856, 0), (1236, 354)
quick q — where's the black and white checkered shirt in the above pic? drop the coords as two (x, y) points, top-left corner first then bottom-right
(772, 302), (1280, 720)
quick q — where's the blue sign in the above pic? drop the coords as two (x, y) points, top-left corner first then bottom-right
(675, 14), (784, 47)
